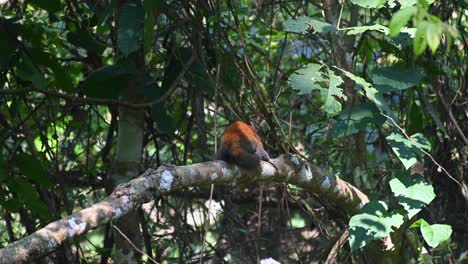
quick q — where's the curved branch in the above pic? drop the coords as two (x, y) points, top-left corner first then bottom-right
(0, 154), (368, 263)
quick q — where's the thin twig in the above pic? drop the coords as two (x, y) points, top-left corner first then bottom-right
(381, 113), (464, 189)
(113, 225), (159, 264)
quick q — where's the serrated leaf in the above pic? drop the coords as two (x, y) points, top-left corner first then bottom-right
(331, 102), (386, 138)
(117, 0), (144, 56)
(426, 20), (442, 53)
(349, 201), (404, 251)
(370, 65), (422, 93)
(389, 6), (417, 37)
(346, 24), (389, 35)
(284, 17), (335, 33)
(390, 174), (435, 219)
(322, 69), (346, 115)
(288, 63), (324, 95)
(82, 64), (136, 99)
(13, 153), (51, 186)
(283, 17), (312, 33)
(386, 133), (431, 170)
(349, 0), (387, 8)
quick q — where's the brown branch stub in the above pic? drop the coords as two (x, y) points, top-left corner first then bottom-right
(0, 156), (368, 263)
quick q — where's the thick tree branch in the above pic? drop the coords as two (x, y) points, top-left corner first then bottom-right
(0, 154), (368, 263)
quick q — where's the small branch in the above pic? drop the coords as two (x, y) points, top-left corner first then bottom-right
(113, 225), (159, 264)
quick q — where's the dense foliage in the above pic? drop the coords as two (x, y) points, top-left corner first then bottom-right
(0, 0), (466, 263)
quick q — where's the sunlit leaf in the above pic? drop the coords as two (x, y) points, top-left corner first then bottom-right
(390, 174), (435, 219)
(386, 133), (431, 170)
(411, 219), (452, 248)
(426, 20), (442, 53)
(349, 201), (404, 251)
(389, 6), (417, 37)
(414, 21), (429, 56)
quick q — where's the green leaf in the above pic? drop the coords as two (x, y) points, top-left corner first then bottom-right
(426, 20), (442, 53)
(411, 219), (452, 248)
(322, 69), (346, 115)
(117, 0), (145, 56)
(414, 21), (429, 56)
(288, 63), (324, 95)
(82, 64), (136, 99)
(346, 24), (389, 35)
(349, 201), (404, 251)
(9, 177), (51, 220)
(349, 0), (387, 8)
(386, 133), (431, 170)
(338, 68), (398, 122)
(152, 104), (176, 134)
(284, 17), (335, 33)
(16, 55), (47, 89)
(390, 174), (435, 219)
(13, 153), (51, 186)
(389, 7), (417, 37)
(331, 102), (386, 138)
(67, 30), (106, 55)
(370, 65), (422, 93)
(398, 0), (435, 8)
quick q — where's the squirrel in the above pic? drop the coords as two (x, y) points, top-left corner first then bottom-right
(216, 121), (274, 170)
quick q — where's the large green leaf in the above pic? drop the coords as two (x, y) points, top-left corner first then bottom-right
(9, 177), (51, 220)
(16, 55), (48, 89)
(82, 64), (136, 99)
(152, 104), (176, 134)
(390, 174), (435, 219)
(414, 21), (429, 56)
(67, 30), (106, 55)
(288, 63), (324, 95)
(349, 201), (404, 251)
(389, 6), (417, 37)
(411, 219), (452, 248)
(13, 153), (51, 186)
(331, 102), (386, 138)
(117, 0), (145, 56)
(370, 65), (422, 92)
(386, 133), (431, 170)
(426, 19), (442, 53)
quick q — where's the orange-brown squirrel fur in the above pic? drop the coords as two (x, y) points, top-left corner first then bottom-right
(216, 121), (271, 169)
